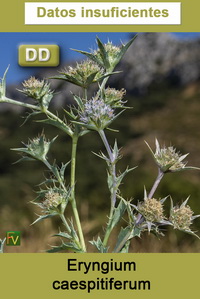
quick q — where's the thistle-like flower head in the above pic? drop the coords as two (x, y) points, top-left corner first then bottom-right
(138, 198), (164, 223)
(56, 60), (104, 88)
(68, 60), (103, 79)
(32, 187), (71, 221)
(171, 205), (193, 230)
(71, 36), (137, 73)
(132, 188), (168, 232)
(170, 197), (200, 236)
(18, 77), (53, 109)
(12, 134), (57, 162)
(42, 190), (63, 212)
(146, 139), (200, 173)
(27, 135), (52, 160)
(21, 77), (52, 101)
(104, 87), (127, 108)
(79, 97), (115, 130)
(94, 41), (121, 69)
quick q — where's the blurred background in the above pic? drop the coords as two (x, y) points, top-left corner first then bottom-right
(1, 32), (200, 252)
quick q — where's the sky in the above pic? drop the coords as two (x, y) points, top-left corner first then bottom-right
(0, 32), (200, 85)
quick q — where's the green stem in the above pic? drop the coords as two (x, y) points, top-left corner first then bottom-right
(44, 130), (86, 251)
(59, 213), (71, 234)
(100, 77), (108, 93)
(97, 76), (109, 98)
(98, 129), (117, 248)
(99, 130), (116, 206)
(102, 222), (113, 248)
(70, 131), (86, 252)
(70, 134), (78, 199)
(1, 96), (40, 111)
(114, 232), (131, 253)
(83, 88), (87, 101)
(60, 213), (82, 250)
(99, 129), (113, 161)
(40, 129), (86, 251)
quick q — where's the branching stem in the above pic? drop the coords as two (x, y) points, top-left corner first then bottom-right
(99, 129), (118, 247)
(114, 233), (131, 253)
(69, 131), (86, 252)
(83, 88), (87, 101)
(59, 213), (71, 234)
(1, 96), (40, 110)
(1, 94), (86, 251)
(148, 168), (164, 198)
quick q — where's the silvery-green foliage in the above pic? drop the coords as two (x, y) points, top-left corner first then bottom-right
(0, 35), (199, 253)
(73, 35), (137, 72)
(51, 60), (105, 88)
(12, 134), (57, 162)
(89, 236), (108, 253)
(0, 66), (9, 99)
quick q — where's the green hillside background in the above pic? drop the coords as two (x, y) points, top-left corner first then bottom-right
(1, 33), (200, 252)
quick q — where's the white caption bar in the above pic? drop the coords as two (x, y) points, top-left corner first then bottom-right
(25, 2), (181, 25)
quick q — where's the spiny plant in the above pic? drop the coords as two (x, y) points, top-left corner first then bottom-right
(0, 36), (200, 253)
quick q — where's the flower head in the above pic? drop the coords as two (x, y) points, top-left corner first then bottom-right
(12, 134), (57, 162)
(57, 60), (104, 88)
(21, 77), (52, 101)
(170, 205), (193, 230)
(104, 87), (126, 108)
(19, 77), (53, 109)
(32, 187), (71, 219)
(71, 36), (137, 73)
(138, 198), (164, 223)
(42, 190), (63, 212)
(93, 41), (121, 69)
(146, 139), (200, 173)
(131, 188), (168, 233)
(169, 197), (200, 234)
(27, 135), (51, 160)
(79, 98), (115, 130)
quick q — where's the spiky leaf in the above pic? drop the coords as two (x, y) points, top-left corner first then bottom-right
(53, 231), (72, 240)
(0, 66), (9, 99)
(115, 35), (137, 67)
(89, 236), (108, 253)
(60, 162), (71, 181)
(31, 213), (58, 225)
(109, 199), (127, 231)
(47, 241), (83, 253)
(37, 118), (73, 137)
(114, 226), (132, 253)
(116, 167), (136, 189)
(96, 37), (110, 69)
